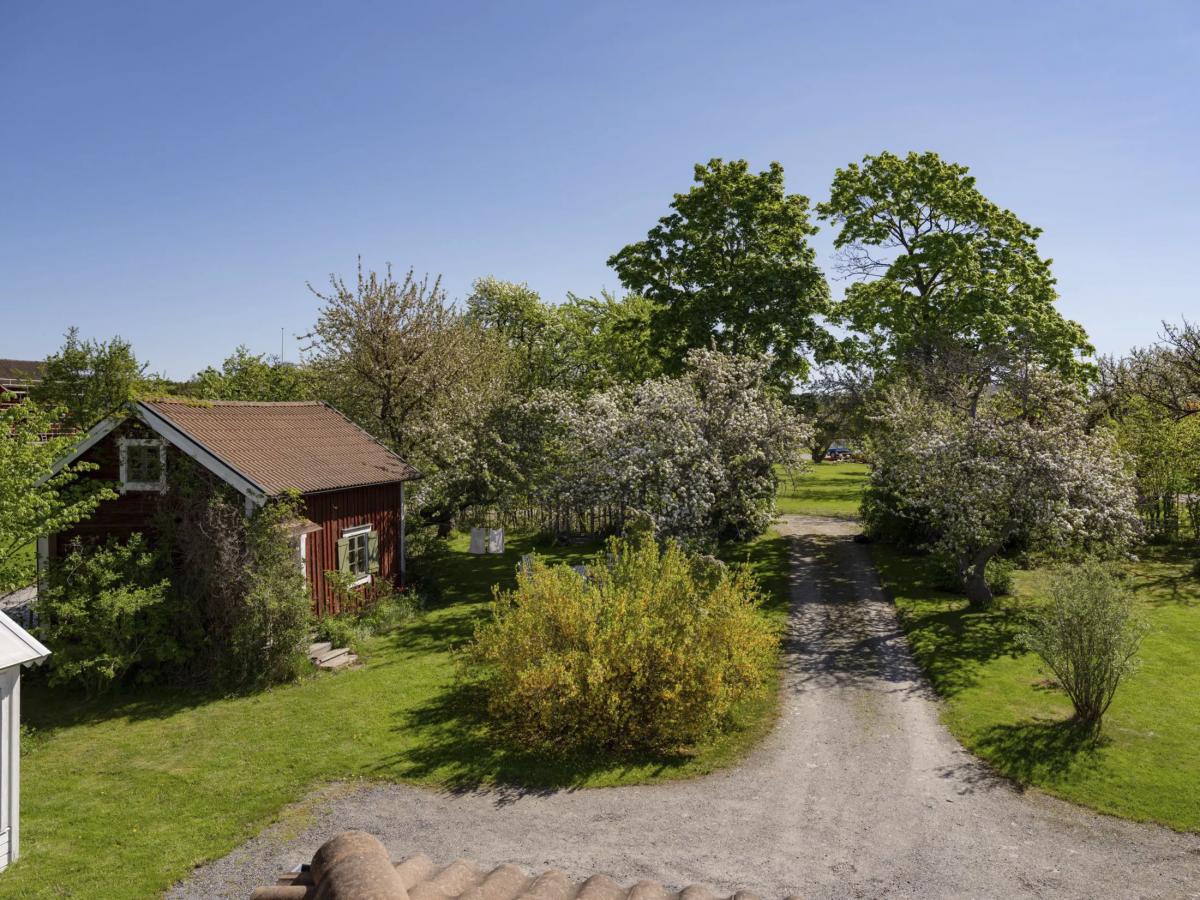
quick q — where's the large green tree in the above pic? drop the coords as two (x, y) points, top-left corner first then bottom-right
(608, 159), (830, 380)
(467, 277), (661, 392)
(190, 346), (314, 402)
(817, 151), (1092, 410)
(32, 328), (150, 430)
(0, 400), (116, 591)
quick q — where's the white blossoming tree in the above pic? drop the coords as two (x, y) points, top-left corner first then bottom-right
(871, 381), (1139, 607)
(542, 350), (810, 543)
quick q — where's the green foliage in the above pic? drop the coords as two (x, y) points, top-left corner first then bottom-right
(32, 327), (150, 430)
(189, 346), (314, 401)
(818, 151), (1092, 402)
(1020, 561), (1148, 728)
(1114, 396), (1200, 542)
(467, 278), (662, 393)
(559, 291), (663, 390)
(317, 571), (420, 652)
(37, 535), (180, 695)
(158, 468), (311, 688)
(231, 497), (314, 686)
(0, 399), (116, 592)
(466, 533), (779, 753)
(609, 158), (830, 380)
(6, 529), (791, 898)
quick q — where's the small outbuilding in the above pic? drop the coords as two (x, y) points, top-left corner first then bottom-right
(0, 611), (50, 872)
(45, 399), (421, 616)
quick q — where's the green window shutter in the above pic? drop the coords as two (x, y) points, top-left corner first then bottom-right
(368, 531), (380, 574)
(336, 536), (350, 573)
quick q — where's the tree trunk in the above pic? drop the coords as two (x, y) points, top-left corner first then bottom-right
(810, 442), (832, 463)
(963, 568), (993, 608)
(960, 544), (1001, 608)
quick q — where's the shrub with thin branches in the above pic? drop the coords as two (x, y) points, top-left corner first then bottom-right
(1020, 561), (1147, 729)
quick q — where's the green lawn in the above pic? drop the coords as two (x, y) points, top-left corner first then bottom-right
(873, 543), (1200, 832)
(6, 528), (791, 899)
(776, 462), (868, 517)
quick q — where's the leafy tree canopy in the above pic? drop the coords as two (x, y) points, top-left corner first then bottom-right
(190, 346), (314, 402)
(467, 277), (661, 392)
(818, 151), (1093, 404)
(0, 399), (117, 592)
(32, 327), (151, 430)
(608, 159), (830, 381)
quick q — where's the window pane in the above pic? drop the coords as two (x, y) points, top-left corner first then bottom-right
(346, 531), (370, 577)
(126, 444), (161, 484)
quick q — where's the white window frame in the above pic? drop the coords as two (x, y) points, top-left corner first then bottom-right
(118, 438), (167, 493)
(342, 524), (373, 587)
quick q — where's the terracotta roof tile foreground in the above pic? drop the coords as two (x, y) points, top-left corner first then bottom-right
(142, 400), (420, 495)
(250, 832), (799, 900)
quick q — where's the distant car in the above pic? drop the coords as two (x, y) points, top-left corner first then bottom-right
(824, 447), (852, 461)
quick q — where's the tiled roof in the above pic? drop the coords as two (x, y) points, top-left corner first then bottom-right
(141, 400), (420, 495)
(0, 358), (44, 382)
(250, 831), (796, 900)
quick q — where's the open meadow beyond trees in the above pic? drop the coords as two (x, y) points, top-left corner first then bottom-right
(2, 529), (790, 899)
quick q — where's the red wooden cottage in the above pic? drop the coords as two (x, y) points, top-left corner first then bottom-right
(44, 400), (420, 616)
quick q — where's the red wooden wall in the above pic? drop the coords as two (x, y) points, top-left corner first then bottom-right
(53, 421), (406, 618)
(56, 421), (170, 550)
(301, 483), (405, 617)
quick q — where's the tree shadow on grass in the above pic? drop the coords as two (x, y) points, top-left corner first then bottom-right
(21, 674), (260, 732)
(970, 717), (1107, 787)
(873, 548), (1030, 698)
(371, 679), (696, 803)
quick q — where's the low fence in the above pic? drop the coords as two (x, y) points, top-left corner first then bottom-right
(458, 501), (628, 541)
(1139, 493), (1200, 542)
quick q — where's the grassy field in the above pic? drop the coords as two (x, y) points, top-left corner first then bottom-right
(872, 545), (1200, 832)
(776, 462), (868, 517)
(6, 528), (791, 899)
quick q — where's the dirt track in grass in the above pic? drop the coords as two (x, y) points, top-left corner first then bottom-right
(172, 516), (1200, 899)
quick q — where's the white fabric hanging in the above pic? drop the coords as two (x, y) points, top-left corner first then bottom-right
(468, 527), (486, 555)
(486, 528), (505, 554)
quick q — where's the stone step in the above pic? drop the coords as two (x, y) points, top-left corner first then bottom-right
(314, 646), (350, 667)
(307, 641), (332, 659)
(321, 652), (358, 670)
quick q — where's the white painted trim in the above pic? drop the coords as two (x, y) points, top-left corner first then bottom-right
(399, 483), (407, 585)
(46, 414), (125, 477)
(0, 612), (50, 670)
(118, 437), (167, 493)
(299, 532), (308, 581)
(341, 524), (373, 587)
(9, 669), (19, 867)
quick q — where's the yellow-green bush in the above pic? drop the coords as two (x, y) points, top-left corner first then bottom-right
(466, 534), (779, 752)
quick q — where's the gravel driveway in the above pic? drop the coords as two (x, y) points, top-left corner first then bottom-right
(172, 516), (1200, 899)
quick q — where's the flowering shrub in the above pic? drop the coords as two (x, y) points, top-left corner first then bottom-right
(869, 380), (1139, 607)
(540, 350), (810, 543)
(465, 532), (779, 752)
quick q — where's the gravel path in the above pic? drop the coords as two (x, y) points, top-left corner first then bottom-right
(172, 516), (1200, 899)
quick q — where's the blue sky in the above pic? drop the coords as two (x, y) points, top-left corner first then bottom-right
(2, 1), (1196, 378)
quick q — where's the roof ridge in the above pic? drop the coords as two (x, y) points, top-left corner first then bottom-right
(146, 399), (322, 406)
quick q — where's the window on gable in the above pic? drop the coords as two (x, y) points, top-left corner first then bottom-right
(119, 438), (166, 492)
